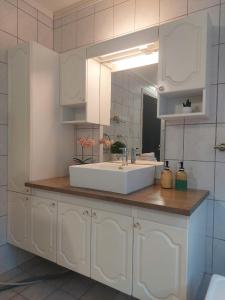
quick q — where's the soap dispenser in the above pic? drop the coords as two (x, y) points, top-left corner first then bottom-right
(175, 162), (187, 191)
(160, 161), (173, 189)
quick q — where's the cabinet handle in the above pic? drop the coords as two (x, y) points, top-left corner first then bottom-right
(51, 202), (56, 207)
(92, 211), (97, 218)
(26, 197), (29, 201)
(134, 222), (141, 229)
(158, 86), (165, 92)
(83, 210), (89, 216)
(214, 143), (225, 151)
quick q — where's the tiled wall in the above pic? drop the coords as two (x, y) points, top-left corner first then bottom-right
(54, 0), (225, 278)
(0, 0), (53, 273)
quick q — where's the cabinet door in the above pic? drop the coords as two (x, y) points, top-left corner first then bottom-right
(133, 219), (187, 300)
(8, 192), (30, 251)
(99, 64), (111, 126)
(60, 47), (86, 105)
(57, 202), (91, 276)
(30, 197), (57, 262)
(91, 210), (133, 294)
(158, 12), (208, 93)
(8, 45), (30, 194)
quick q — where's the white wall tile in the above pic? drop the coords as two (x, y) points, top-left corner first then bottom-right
(217, 84), (225, 123)
(209, 45), (219, 85)
(0, 94), (7, 125)
(53, 27), (62, 53)
(62, 22), (76, 51)
(0, 63), (8, 94)
(184, 124), (216, 161)
(94, 7), (113, 42)
(207, 5), (220, 46)
(219, 44), (225, 84)
(0, 125), (7, 156)
(213, 238), (225, 276)
(0, 30), (17, 63)
(188, 0), (219, 13)
(206, 199), (214, 237)
(184, 161), (215, 196)
(0, 216), (6, 246)
(215, 162), (225, 201)
(160, 0), (187, 23)
(220, 4), (225, 44)
(135, 0), (159, 30)
(114, 0), (135, 37)
(38, 11), (53, 28)
(206, 237), (213, 274)
(95, 0), (113, 12)
(18, 10), (37, 42)
(214, 200), (225, 240)
(0, 186), (7, 217)
(0, 156), (7, 186)
(165, 125), (183, 160)
(77, 15), (94, 47)
(216, 124), (225, 162)
(0, 1), (17, 36)
(18, 0), (37, 18)
(38, 22), (53, 49)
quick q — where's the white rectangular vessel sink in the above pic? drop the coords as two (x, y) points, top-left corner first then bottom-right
(69, 162), (157, 194)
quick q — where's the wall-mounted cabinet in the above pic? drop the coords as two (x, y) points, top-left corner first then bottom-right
(60, 48), (111, 125)
(158, 11), (211, 120)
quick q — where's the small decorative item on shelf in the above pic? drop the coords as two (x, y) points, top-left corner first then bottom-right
(182, 98), (192, 114)
(111, 140), (126, 161)
(73, 137), (96, 164)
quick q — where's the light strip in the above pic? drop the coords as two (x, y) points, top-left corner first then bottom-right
(111, 51), (159, 72)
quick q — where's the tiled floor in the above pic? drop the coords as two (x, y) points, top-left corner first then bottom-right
(0, 257), (138, 300)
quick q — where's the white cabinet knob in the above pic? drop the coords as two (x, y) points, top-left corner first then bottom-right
(51, 202), (56, 207)
(158, 86), (165, 92)
(134, 222), (141, 229)
(83, 210), (89, 216)
(92, 211), (97, 218)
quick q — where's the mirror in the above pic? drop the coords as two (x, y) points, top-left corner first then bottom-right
(103, 63), (164, 162)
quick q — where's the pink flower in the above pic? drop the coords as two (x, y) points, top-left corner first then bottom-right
(78, 137), (96, 148)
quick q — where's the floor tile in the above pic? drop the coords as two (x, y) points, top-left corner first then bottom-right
(80, 283), (118, 300)
(62, 274), (94, 298)
(20, 281), (58, 300)
(11, 294), (28, 300)
(0, 289), (17, 300)
(113, 293), (138, 300)
(45, 289), (77, 300)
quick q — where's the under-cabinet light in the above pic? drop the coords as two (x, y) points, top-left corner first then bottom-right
(111, 51), (159, 72)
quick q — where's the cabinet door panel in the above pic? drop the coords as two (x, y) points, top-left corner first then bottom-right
(133, 219), (187, 300)
(30, 197), (57, 262)
(91, 210), (132, 294)
(158, 12), (208, 93)
(8, 45), (30, 194)
(60, 48), (86, 105)
(57, 203), (91, 276)
(8, 192), (30, 250)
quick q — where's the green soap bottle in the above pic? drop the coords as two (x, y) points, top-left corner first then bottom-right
(175, 162), (187, 191)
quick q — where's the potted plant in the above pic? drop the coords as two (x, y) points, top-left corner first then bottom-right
(110, 141), (126, 161)
(182, 99), (192, 113)
(73, 137), (96, 164)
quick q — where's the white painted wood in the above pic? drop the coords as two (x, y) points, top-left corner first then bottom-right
(86, 59), (100, 124)
(8, 42), (74, 194)
(158, 11), (209, 93)
(91, 209), (133, 294)
(8, 44), (30, 194)
(133, 218), (187, 300)
(60, 47), (86, 105)
(57, 202), (91, 276)
(99, 64), (111, 126)
(30, 196), (57, 262)
(7, 191), (30, 251)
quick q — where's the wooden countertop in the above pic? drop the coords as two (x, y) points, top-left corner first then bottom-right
(25, 177), (209, 216)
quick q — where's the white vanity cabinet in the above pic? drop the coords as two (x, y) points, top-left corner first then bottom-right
(91, 209), (133, 294)
(57, 202), (91, 276)
(8, 192), (31, 251)
(133, 219), (187, 300)
(30, 197), (57, 262)
(8, 42), (74, 194)
(60, 48), (111, 125)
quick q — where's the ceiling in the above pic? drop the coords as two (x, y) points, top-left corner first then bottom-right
(35, 0), (85, 12)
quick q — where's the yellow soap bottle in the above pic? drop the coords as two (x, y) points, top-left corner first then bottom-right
(160, 161), (173, 189)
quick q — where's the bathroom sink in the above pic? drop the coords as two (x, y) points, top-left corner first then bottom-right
(69, 162), (157, 194)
